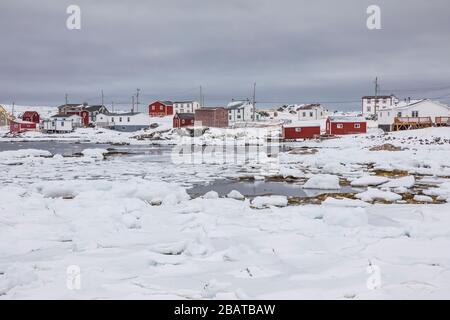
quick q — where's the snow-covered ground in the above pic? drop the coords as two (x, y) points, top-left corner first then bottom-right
(1, 126), (450, 299)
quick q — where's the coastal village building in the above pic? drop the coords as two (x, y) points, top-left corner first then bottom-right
(362, 95), (398, 116)
(173, 101), (200, 114)
(9, 119), (37, 133)
(41, 117), (75, 133)
(96, 112), (150, 132)
(226, 100), (259, 123)
(149, 101), (174, 117)
(378, 99), (450, 132)
(194, 107), (229, 128)
(326, 116), (367, 135)
(173, 113), (195, 128)
(57, 103), (90, 126)
(282, 122), (321, 140)
(0, 105), (12, 127)
(297, 104), (327, 121)
(21, 111), (40, 124)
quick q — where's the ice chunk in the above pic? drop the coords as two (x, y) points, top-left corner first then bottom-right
(302, 174), (340, 189)
(355, 188), (402, 202)
(380, 176), (415, 188)
(203, 191), (219, 199)
(227, 190), (245, 200)
(251, 195), (288, 208)
(351, 175), (389, 187)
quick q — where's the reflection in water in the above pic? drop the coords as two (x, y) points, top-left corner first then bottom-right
(188, 179), (362, 198)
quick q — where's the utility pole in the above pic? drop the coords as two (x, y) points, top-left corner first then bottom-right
(199, 86), (203, 107)
(252, 82), (256, 121)
(132, 95), (135, 113)
(101, 90), (104, 106)
(65, 93), (68, 106)
(136, 88), (140, 113)
(11, 101), (15, 118)
(374, 77), (379, 113)
(111, 101), (115, 113)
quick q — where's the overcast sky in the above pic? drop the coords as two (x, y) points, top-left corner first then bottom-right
(1, 0), (450, 110)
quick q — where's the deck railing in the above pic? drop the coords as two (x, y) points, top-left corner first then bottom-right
(435, 117), (450, 125)
(394, 117), (432, 124)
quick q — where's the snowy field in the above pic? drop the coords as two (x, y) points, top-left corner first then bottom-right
(1, 125), (450, 299)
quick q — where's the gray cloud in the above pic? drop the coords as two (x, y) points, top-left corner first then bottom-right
(1, 0), (450, 110)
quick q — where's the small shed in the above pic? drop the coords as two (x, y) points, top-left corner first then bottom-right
(326, 116), (367, 135)
(9, 119), (37, 133)
(282, 122), (321, 140)
(173, 113), (195, 128)
(22, 111), (40, 123)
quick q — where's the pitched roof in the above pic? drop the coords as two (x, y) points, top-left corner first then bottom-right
(328, 116), (366, 123)
(174, 112), (195, 120)
(102, 111), (143, 116)
(362, 95), (396, 99)
(51, 114), (81, 118)
(22, 111), (39, 116)
(85, 105), (107, 112)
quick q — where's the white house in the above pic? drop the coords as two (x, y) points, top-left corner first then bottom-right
(49, 114), (83, 128)
(297, 104), (327, 121)
(362, 95), (399, 116)
(173, 101), (200, 114)
(377, 99), (450, 131)
(41, 116), (75, 133)
(96, 112), (151, 132)
(226, 100), (259, 123)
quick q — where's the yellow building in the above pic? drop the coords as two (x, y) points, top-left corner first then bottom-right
(0, 104), (12, 127)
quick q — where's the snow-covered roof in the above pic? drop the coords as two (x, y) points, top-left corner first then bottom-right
(379, 99), (450, 112)
(283, 121), (320, 128)
(328, 116), (366, 123)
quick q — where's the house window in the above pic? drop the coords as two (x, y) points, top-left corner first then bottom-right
(397, 112), (402, 117)
(302, 112), (306, 117)
(237, 115), (241, 119)
(295, 128), (301, 132)
(182, 119), (185, 124)
(229, 116), (232, 120)
(412, 111), (419, 117)
(367, 106), (371, 112)
(127, 117), (130, 122)
(61, 122), (64, 127)
(337, 124), (344, 129)
(354, 123), (361, 129)
(119, 117), (122, 122)
(309, 112), (313, 117)
(111, 117), (114, 122)
(160, 106), (163, 111)
(367, 99), (371, 103)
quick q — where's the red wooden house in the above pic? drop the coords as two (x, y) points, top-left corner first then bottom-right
(149, 101), (173, 117)
(22, 111), (40, 123)
(326, 116), (367, 135)
(9, 119), (37, 133)
(282, 122), (321, 140)
(173, 113), (195, 128)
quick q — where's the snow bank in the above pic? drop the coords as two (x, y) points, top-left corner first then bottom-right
(302, 174), (340, 189)
(323, 207), (368, 227)
(251, 196), (288, 208)
(33, 179), (190, 205)
(322, 197), (371, 208)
